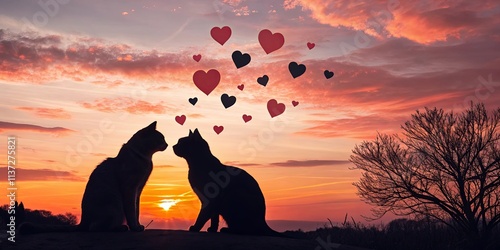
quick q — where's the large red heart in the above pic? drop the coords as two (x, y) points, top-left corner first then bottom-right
(175, 115), (186, 125)
(193, 54), (201, 62)
(307, 42), (315, 50)
(210, 26), (231, 46)
(267, 99), (286, 118)
(242, 114), (252, 123)
(193, 69), (220, 95)
(213, 125), (224, 134)
(258, 29), (284, 54)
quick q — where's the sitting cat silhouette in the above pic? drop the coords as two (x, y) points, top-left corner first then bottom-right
(19, 121), (167, 234)
(173, 129), (282, 237)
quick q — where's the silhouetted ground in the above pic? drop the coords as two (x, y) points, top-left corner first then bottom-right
(0, 229), (371, 250)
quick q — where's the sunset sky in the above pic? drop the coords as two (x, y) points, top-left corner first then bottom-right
(1, 0), (500, 231)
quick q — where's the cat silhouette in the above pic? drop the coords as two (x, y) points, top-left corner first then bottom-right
(173, 128), (282, 237)
(19, 121), (167, 234)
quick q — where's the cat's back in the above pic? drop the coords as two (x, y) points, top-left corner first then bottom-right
(215, 164), (264, 196)
(85, 157), (121, 191)
(90, 157), (119, 177)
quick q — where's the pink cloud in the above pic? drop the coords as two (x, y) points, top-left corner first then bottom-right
(0, 167), (84, 181)
(0, 29), (195, 84)
(288, 0), (500, 44)
(295, 114), (409, 139)
(16, 107), (72, 119)
(81, 97), (169, 114)
(0, 121), (75, 136)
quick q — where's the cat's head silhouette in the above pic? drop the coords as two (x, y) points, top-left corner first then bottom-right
(173, 128), (210, 160)
(128, 121), (168, 153)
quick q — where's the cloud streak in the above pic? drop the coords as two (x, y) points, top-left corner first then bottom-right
(287, 0), (500, 44)
(0, 29), (195, 84)
(81, 97), (170, 114)
(0, 167), (84, 181)
(15, 107), (72, 119)
(270, 160), (351, 167)
(0, 121), (75, 136)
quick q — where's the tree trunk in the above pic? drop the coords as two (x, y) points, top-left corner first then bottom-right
(465, 229), (491, 250)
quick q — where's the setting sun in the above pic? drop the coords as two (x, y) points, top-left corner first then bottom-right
(158, 199), (180, 211)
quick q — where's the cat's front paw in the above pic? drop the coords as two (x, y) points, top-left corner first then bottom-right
(207, 226), (218, 233)
(129, 224), (145, 232)
(189, 225), (201, 232)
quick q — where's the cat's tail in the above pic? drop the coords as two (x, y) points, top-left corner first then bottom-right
(18, 222), (81, 235)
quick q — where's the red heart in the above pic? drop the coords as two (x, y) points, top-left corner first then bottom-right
(210, 26), (231, 46)
(193, 54), (201, 62)
(267, 99), (286, 118)
(175, 115), (186, 125)
(292, 100), (299, 107)
(213, 125), (224, 134)
(237, 84), (244, 91)
(307, 42), (315, 50)
(242, 114), (252, 123)
(193, 69), (220, 95)
(258, 29), (284, 54)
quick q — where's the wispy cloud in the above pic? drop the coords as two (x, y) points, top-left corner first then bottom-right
(0, 29), (194, 84)
(0, 121), (75, 136)
(0, 167), (84, 181)
(224, 161), (263, 167)
(270, 160), (350, 167)
(225, 160), (350, 167)
(81, 97), (169, 114)
(15, 107), (72, 119)
(294, 115), (408, 139)
(287, 0), (500, 44)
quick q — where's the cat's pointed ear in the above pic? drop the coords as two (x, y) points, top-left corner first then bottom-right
(193, 128), (201, 137)
(189, 129), (193, 136)
(147, 121), (157, 130)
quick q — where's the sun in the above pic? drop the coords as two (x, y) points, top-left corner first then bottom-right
(158, 199), (180, 211)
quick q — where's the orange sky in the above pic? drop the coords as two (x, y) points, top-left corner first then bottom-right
(1, 0), (499, 231)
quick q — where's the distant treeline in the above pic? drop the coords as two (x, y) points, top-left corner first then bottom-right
(0, 202), (77, 230)
(286, 215), (500, 250)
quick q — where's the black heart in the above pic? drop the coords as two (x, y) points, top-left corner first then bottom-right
(232, 50), (251, 69)
(189, 97), (198, 106)
(257, 75), (269, 86)
(324, 70), (334, 79)
(288, 62), (306, 78)
(221, 93), (236, 109)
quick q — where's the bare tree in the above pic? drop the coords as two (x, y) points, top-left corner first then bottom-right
(351, 103), (500, 250)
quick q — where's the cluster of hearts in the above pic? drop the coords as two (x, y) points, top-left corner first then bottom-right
(175, 26), (334, 135)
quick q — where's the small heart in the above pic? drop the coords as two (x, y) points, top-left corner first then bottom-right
(193, 69), (220, 95)
(242, 114), (252, 123)
(258, 29), (285, 54)
(175, 115), (186, 125)
(213, 125), (224, 134)
(232, 50), (251, 69)
(267, 99), (286, 118)
(189, 97), (198, 106)
(288, 62), (306, 78)
(307, 42), (315, 50)
(211, 26), (231, 46)
(324, 70), (334, 79)
(257, 75), (269, 87)
(237, 84), (244, 91)
(221, 93), (236, 109)
(292, 101), (299, 107)
(193, 54), (201, 62)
